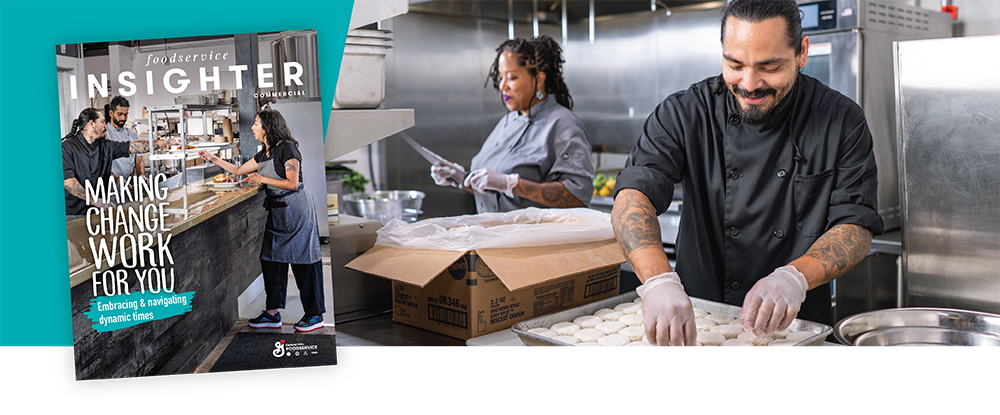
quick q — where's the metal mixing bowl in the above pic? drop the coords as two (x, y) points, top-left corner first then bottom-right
(834, 308), (1000, 346)
(341, 190), (425, 224)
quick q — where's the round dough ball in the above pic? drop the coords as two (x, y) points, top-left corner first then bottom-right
(598, 334), (631, 346)
(596, 320), (627, 335)
(751, 335), (775, 346)
(553, 335), (580, 345)
(596, 310), (624, 322)
(637, 308), (643, 316)
(593, 308), (617, 319)
(619, 326), (645, 342)
(771, 329), (790, 339)
(710, 325), (744, 339)
(614, 303), (642, 314)
(576, 342), (602, 346)
(729, 318), (746, 326)
(692, 307), (709, 319)
(737, 332), (757, 342)
(697, 332), (726, 346)
(695, 318), (717, 332)
(618, 314), (644, 327)
(625, 341), (650, 346)
(705, 313), (736, 325)
(574, 328), (606, 342)
(550, 322), (582, 336)
(527, 328), (558, 338)
(768, 339), (798, 346)
(633, 297), (643, 305)
(573, 315), (603, 329)
(786, 330), (816, 343)
(722, 338), (753, 346)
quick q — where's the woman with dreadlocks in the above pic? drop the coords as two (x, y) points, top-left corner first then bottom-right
(430, 35), (595, 213)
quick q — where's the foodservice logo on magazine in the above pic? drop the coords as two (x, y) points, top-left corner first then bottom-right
(272, 339), (319, 358)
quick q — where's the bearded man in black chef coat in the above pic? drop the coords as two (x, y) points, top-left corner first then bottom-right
(612, 0), (883, 346)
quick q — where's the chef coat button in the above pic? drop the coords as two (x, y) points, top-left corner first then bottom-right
(729, 169), (740, 180)
(774, 229), (785, 238)
(728, 114), (740, 125)
(561, 153), (570, 160)
(729, 226), (740, 237)
(731, 281), (741, 290)
(777, 169), (787, 178)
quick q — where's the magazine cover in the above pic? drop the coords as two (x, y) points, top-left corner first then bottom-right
(59, 30), (336, 380)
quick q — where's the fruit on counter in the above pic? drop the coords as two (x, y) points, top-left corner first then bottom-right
(591, 173), (616, 197)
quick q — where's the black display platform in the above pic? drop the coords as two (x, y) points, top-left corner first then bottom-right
(14, 347), (382, 402)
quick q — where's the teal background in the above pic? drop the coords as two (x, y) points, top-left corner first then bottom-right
(0, 0), (355, 346)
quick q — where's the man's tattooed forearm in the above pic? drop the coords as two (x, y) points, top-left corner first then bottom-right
(804, 224), (872, 282)
(65, 179), (88, 201)
(129, 141), (150, 154)
(611, 191), (661, 256)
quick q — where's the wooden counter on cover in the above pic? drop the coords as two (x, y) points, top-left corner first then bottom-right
(68, 181), (269, 380)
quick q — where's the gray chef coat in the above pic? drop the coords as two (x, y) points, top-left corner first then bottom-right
(470, 96), (595, 213)
(614, 74), (884, 326)
(105, 124), (140, 177)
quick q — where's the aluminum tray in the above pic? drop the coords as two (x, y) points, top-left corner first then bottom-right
(834, 308), (1000, 346)
(512, 292), (832, 346)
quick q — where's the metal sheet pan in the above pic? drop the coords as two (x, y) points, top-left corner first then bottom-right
(512, 292), (832, 346)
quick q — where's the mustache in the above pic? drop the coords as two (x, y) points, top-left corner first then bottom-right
(731, 84), (776, 100)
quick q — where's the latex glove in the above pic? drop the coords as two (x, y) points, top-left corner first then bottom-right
(430, 163), (465, 188)
(741, 265), (809, 336)
(637, 272), (697, 346)
(463, 168), (519, 197)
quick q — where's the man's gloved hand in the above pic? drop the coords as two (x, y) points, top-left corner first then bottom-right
(741, 265), (809, 336)
(463, 168), (519, 197)
(637, 272), (697, 346)
(430, 163), (465, 188)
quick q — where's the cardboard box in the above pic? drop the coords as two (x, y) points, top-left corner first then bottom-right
(346, 239), (625, 340)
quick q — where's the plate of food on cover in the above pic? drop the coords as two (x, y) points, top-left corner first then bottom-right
(208, 174), (241, 188)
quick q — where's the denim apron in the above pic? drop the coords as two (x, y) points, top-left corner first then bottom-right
(257, 158), (321, 264)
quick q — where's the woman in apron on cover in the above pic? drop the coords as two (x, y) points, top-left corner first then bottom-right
(199, 108), (325, 332)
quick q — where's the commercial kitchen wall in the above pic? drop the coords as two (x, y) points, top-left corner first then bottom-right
(910, 0), (1000, 36)
(378, 0), (996, 219)
(379, 5), (724, 218)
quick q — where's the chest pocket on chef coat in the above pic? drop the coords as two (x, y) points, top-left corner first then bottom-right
(793, 169), (835, 237)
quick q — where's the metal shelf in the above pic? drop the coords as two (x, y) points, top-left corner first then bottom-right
(147, 104), (237, 212)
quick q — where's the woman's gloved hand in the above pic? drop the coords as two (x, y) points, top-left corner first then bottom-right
(741, 265), (809, 336)
(638, 272), (697, 346)
(430, 163), (465, 188)
(463, 168), (519, 197)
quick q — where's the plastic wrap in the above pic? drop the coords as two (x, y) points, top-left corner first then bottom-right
(374, 207), (615, 251)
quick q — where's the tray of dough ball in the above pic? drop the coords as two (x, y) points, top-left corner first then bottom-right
(511, 292), (833, 402)
(511, 292), (833, 346)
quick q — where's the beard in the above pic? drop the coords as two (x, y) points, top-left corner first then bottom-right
(111, 117), (126, 128)
(730, 83), (778, 125)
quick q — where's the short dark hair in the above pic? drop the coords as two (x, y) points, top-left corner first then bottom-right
(257, 108), (298, 149)
(486, 35), (574, 110)
(720, 0), (804, 56)
(110, 95), (130, 111)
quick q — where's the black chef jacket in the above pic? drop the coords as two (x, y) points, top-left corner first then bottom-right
(62, 132), (131, 215)
(614, 74), (884, 326)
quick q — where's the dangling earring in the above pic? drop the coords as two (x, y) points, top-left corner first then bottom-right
(535, 91), (544, 100)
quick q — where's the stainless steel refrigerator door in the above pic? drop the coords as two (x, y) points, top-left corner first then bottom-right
(895, 35), (1000, 313)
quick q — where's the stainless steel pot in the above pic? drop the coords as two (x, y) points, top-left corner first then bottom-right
(341, 190), (425, 224)
(834, 308), (1000, 402)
